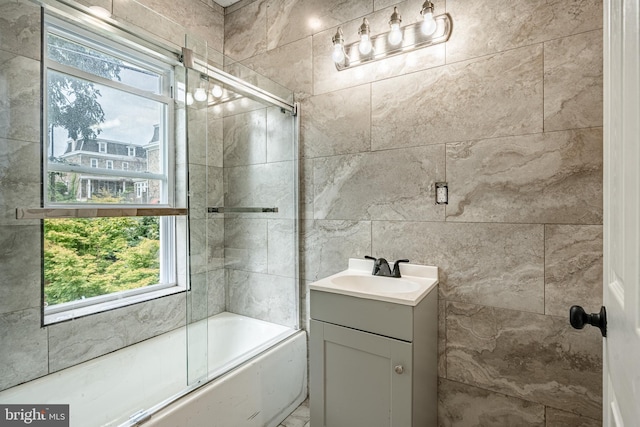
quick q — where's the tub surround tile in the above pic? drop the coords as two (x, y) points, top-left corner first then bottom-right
(544, 30), (603, 131)
(0, 52), (40, 143)
(438, 379), (545, 427)
(48, 293), (186, 372)
(0, 308), (48, 392)
(207, 166), (224, 208)
(207, 115), (224, 168)
(446, 128), (603, 224)
(188, 272), (209, 322)
(267, 219), (296, 278)
(223, 109), (267, 167)
(226, 269), (296, 327)
(545, 407), (601, 427)
(313, 145), (446, 221)
(266, 0), (373, 50)
(224, 218), (268, 273)
(267, 106), (295, 163)
(372, 222), (544, 313)
(0, 225), (41, 314)
(446, 302), (602, 420)
(301, 220), (371, 282)
(188, 164), (207, 220)
(0, 137), (40, 225)
(371, 45), (543, 151)
(0, 0), (41, 61)
(240, 37), (313, 97)
(301, 84), (371, 159)
(446, 0), (603, 63)
(207, 268), (226, 317)
(301, 158), (314, 219)
(545, 225), (603, 317)
(224, 161), (295, 219)
(224, 0), (267, 62)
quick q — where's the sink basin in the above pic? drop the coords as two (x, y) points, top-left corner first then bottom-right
(309, 258), (439, 306)
(330, 275), (421, 294)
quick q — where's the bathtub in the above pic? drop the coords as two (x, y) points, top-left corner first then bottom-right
(0, 312), (307, 427)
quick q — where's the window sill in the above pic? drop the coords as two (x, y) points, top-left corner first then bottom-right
(44, 284), (186, 325)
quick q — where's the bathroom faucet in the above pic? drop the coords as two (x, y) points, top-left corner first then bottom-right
(365, 256), (410, 278)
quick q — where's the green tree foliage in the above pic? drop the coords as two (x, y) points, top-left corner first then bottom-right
(44, 217), (160, 305)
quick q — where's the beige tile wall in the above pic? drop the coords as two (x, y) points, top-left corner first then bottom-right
(224, 0), (604, 424)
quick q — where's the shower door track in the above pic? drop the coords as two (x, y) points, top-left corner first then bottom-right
(180, 47), (297, 115)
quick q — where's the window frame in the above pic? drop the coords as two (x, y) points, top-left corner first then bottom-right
(41, 13), (185, 324)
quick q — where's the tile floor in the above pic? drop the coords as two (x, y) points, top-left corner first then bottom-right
(278, 398), (310, 427)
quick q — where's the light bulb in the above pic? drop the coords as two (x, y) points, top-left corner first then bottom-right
(388, 7), (403, 46)
(421, 11), (437, 36)
(358, 18), (372, 56)
(186, 92), (194, 106)
(359, 35), (372, 55)
(211, 85), (223, 98)
(332, 44), (345, 63)
(193, 87), (207, 102)
(388, 24), (403, 45)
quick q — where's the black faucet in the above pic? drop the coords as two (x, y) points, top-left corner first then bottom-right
(365, 256), (410, 278)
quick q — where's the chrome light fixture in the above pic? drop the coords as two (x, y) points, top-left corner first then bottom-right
(331, 2), (452, 71)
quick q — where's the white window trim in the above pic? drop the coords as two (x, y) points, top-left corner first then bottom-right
(90, 158), (98, 168)
(106, 159), (113, 169)
(98, 141), (107, 153)
(122, 161), (129, 170)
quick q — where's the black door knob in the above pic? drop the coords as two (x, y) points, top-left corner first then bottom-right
(569, 305), (607, 337)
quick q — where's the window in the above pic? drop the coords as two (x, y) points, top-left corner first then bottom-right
(43, 15), (180, 322)
(135, 181), (148, 198)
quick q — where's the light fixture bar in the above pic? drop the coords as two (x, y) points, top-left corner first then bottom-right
(334, 13), (452, 71)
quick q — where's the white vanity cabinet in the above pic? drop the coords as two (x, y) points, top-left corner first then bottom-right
(309, 259), (438, 427)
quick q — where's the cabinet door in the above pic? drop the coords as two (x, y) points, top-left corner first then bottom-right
(310, 320), (413, 427)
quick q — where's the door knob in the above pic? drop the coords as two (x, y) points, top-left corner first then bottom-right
(569, 305), (607, 337)
(394, 365), (404, 375)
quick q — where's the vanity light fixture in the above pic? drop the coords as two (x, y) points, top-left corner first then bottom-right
(211, 84), (223, 98)
(331, 1), (452, 71)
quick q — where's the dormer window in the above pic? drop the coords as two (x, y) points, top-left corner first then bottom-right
(128, 146), (136, 157)
(98, 142), (107, 153)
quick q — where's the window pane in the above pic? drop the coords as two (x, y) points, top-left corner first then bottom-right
(47, 172), (164, 204)
(46, 69), (167, 204)
(44, 217), (161, 306)
(47, 31), (163, 94)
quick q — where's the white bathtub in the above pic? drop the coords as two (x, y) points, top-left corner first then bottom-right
(0, 312), (307, 427)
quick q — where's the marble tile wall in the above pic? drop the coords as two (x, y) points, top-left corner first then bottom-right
(224, 0), (604, 424)
(0, 0), (224, 392)
(222, 103), (298, 328)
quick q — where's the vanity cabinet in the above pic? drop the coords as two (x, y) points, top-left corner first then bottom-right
(309, 287), (438, 427)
